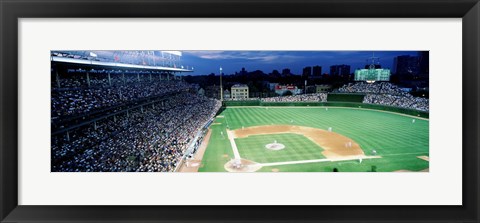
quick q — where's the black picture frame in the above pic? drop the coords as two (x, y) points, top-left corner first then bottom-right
(1, 0), (479, 222)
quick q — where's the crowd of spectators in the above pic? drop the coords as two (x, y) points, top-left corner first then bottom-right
(238, 82), (428, 111)
(51, 76), (191, 121)
(336, 82), (429, 112)
(261, 93), (327, 103)
(335, 82), (407, 95)
(52, 92), (221, 172)
(224, 97), (260, 101)
(363, 94), (429, 112)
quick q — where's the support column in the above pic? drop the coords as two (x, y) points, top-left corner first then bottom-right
(108, 73), (112, 86)
(86, 71), (91, 87)
(122, 72), (126, 85)
(55, 69), (61, 88)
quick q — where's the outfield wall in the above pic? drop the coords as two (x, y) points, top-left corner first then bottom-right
(222, 100), (429, 118)
(327, 93), (365, 103)
(222, 100), (260, 106)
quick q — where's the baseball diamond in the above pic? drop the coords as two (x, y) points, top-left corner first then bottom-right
(197, 106), (429, 172)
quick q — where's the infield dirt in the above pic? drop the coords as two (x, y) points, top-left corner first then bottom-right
(177, 129), (212, 172)
(231, 125), (367, 160)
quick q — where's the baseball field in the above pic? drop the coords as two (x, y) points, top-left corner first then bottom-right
(193, 106), (429, 172)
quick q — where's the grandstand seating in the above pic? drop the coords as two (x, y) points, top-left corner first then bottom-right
(51, 66), (221, 172)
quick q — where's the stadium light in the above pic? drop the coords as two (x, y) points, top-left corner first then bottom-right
(220, 66), (223, 101)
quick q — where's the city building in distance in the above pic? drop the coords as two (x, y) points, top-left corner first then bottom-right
(231, 84), (249, 99)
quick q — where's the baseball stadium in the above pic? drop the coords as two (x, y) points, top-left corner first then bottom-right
(51, 50), (429, 172)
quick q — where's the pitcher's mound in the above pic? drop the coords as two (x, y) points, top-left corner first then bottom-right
(224, 159), (262, 172)
(265, 143), (285, 151)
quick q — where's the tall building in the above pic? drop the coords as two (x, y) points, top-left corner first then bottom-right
(302, 66), (312, 78)
(239, 67), (247, 75)
(231, 84), (249, 99)
(270, 70), (281, 77)
(282, 68), (291, 76)
(418, 51), (429, 76)
(393, 55), (420, 75)
(312, 66), (322, 76)
(330, 65), (351, 76)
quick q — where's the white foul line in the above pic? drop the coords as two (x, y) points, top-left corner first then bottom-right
(259, 156), (381, 167)
(226, 130), (241, 160)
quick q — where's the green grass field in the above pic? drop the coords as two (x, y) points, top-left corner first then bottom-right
(236, 133), (326, 163)
(198, 106), (429, 172)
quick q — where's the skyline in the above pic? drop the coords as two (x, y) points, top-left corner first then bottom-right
(182, 51), (424, 76)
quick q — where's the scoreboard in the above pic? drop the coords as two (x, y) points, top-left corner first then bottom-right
(354, 68), (391, 82)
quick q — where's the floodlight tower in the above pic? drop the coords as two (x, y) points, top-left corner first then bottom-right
(367, 52), (380, 84)
(369, 52), (379, 70)
(220, 66), (223, 101)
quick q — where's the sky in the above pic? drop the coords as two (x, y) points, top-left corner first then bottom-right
(180, 51), (422, 76)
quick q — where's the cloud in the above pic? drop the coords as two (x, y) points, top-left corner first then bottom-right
(183, 51), (228, 59)
(184, 51), (304, 63)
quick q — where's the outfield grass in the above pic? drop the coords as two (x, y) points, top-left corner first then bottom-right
(198, 106), (429, 172)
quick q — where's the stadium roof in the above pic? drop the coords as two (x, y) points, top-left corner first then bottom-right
(232, 84), (248, 88)
(51, 56), (193, 72)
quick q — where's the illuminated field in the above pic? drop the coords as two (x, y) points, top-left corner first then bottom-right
(198, 106), (429, 172)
